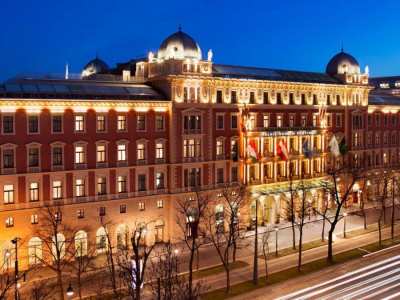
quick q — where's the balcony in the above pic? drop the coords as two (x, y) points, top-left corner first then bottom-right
(248, 126), (320, 136)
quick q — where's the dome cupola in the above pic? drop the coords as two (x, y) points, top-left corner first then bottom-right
(157, 28), (202, 61)
(81, 56), (109, 78)
(326, 50), (360, 76)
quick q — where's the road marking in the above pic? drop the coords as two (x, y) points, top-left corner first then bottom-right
(359, 281), (400, 300)
(381, 290), (400, 300)
(277, 255), (400, 300)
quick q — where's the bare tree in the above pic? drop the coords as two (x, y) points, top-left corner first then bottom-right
(315, 165), (363, 263)
(287, 171), (297, 250)
(176, 190), (209, 299)
(118, 222), (155, 300)
(205, 185), (246, 293)
(390, 176), (398, 240)
(33, 204), (77, 300)
(29, 279), (55, 300)
(0, 265), (13, 300)
(375, 172), (391, 247)
(295, 182), (310, 271)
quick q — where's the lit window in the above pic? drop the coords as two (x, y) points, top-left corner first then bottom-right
(263, 115), (270, 128)
(31, 214), (38, 224)
(216, 140), (224, 156)
(96, 145), (106, 163)
(117, 115), (127, 131)
(137, 115), (146, 131)
(3, 184), (14, 204)
(157, 199), (164, 208)
(75, 179), (85, 197)
(52, 181), (62, 199)
(138, 202), (145, 211)
(277, 115), (283, 128)
(75, 146), (85, 164)
(380, 83), (390, 89)
(137, 143), (145, 161)
(117, 176), (127, 193)
(96, 115), (106, 132)
(77, 209), (85, 219)
(74, 115), (85, 132)
(97, 177), (107, 195)
(156, 172), (164, 189)
(29, 182), (39, 202)
(155, 142), (164, 159)
(117, 144), (127, 161)
(5, 217), (14, 228)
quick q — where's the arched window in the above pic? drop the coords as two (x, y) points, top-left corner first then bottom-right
(116, 224), (129, 250)
(28, 237), (42, 265)
(96, 227), (108, 253)
(75, 230), (88, 257)
(52, 233), (65, 260)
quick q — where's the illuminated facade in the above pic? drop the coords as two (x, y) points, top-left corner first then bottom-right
(0, 29), (396, 268)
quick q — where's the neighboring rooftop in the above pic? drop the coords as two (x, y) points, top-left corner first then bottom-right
(0, 77), (166, 101)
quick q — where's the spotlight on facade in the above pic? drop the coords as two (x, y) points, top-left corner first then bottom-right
(66, 283), (74, 297)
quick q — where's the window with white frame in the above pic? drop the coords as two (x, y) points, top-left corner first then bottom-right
(216, 139), (224, 156)
(75, 179), (85, 197)
(117, 144), (127, 161)
(28, 147), (40, 167)
(28, 115), (39, 134)
(3, 184), (14, 204)
(138, 201), (145, 211)
(117, 115), (127, 131)
(137, 143), (145, 161)
(2, 115), (14, 134)
(52, 180), (62, 199)
(96, 115), (106, 132)
(156, 172), (164, 189)
(183, 139), (201, 158)
(52, 115), (63, 133)
(277, 115), (283, 128)
(157, 199), (164, 208)
(5, 216), (14, 227)
(31, 214), (38, 224)
(3, 149), (14, 169)
(74, 115), (85, 132)
(117, 176), (127, 193)
(29, 182), (39, 202)
(263, 114), (270, 128)
(138, 174), (146, 191)
(96, 145), (106, 163)
(52, 146), (63, 166)
(75, 145), (85, 164)
(156, 142), (164, 159)
(137, 114), (146, 131)
(155, 115), (165, 131)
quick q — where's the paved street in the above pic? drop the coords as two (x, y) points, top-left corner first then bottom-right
(278, 252), (400, 300)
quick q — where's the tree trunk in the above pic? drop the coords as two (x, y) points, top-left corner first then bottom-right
(378, 218), (382, 248)
(321, 218), (326, 242)
(327, 230), (334, 263)
(57, 269), (64, 300)
(225, 266), (230, 294)
(291, 221), (296, 250)
(188, 241), (195, 300)
(136, 284), (141, 300)
(391, 193), (395, 240)
(298, 228), (303, 272)
(78, 270), (82, 300)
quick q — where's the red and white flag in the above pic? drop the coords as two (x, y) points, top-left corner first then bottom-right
(247, 139), (259, 162)
(277, 140), (289, 161)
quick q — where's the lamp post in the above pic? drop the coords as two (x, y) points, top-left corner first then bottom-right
(11, 237), (20, 300)
(253, 195), (259, 285)
(307, 199), (312, 221)
(275, 227), (279, 256)
(66, 282), (74, 298)
(343, 212), (348, 238)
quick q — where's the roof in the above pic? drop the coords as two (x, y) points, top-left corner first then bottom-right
(370, 76), (400, 89)
(0, 77), (166, 101)
(369, 91), (400, 106)
(326, 51), (359, 76)
(212, 64), (342, 85)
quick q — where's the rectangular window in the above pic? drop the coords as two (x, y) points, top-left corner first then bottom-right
(52, 147), (63, 166)
(216, 115), (224, 130)
(97, 177), (107, 195)
(263, 92), (269, 104)
(263, 114), (270, 128)
(5, 217), (14, 228)
(2, 116), (14, 134)
(3, 149), (14, 169)
(276, 93), (282, 104)
(156, 172), (165, 189)
(312, 114), (318, 127)
(249, 92), (255, 104)
(75, 179), (85, 197)
(120, 204), (127, 214)
(96, 115), (106, 132)
(31, 214), (38, 224)
(156, 142), (164, 159)
(231, 91), (237, 104)
(28, 148), (40, 167)
(277, 115), (283, 128)
(117, 115), (127, 131)
(216, 90), (223, 103)
(75, 115), (85, 132)
(75, 146), (85, 164)
(117, 176), (127, 193)
(117, 144), (127, 161)
(77, 209), (85, 219)
(301, 93), (306, 105)
(289, 114), (295, 127)
(231, 167), (238, 182)
(155, 115), (165, 131)
(137, 115), (146, 131)
(3, 184), (14, 204)
(52, 181), (62, 199)
(52, 115), (63, 133)
(216, 140), (224, 156)
(157, 199), (164, 208)
(183, 139), (201, 158)
(231, 115), (238, 129)
(29, 182), (39, 202)
(289, 93), (295, 105)
(217, 168), (224, 184)
(137, 143), (145, 161)
(301, 115), (307, 127)
(336, 113), (343, 127)
(138, 174), (146, 191)
(28, 115), (39, 133)
(96, 145), (106, 163)
(99, 207), (106, 217)
(184, 168), (201, 187)
(138, 202), (145, 211)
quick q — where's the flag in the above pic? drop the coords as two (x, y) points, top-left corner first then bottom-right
(329, 135), (340, 157)
(318, 103), (327, 128)
(277, 140), (289, 161)
(339, 137), (348, 155)
(302, 138), (313, 158)
(247, 139), (259, 162)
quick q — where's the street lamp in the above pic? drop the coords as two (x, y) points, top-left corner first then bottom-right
(275, 227), (279, 256)
(66, 282), (74, 297)
(343, 212), (348, 238)
(11, 237), (20, 300)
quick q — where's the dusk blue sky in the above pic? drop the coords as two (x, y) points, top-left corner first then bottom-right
(1, 0), (399, 80)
